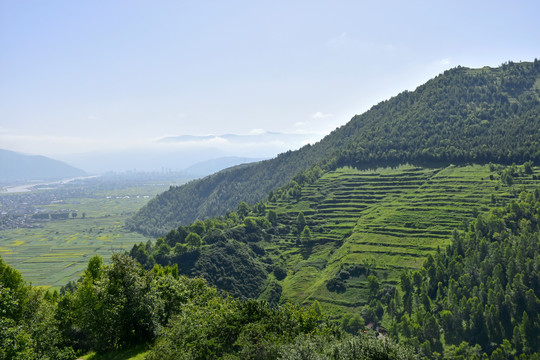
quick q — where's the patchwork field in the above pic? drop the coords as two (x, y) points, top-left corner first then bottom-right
(0, 184), (169, 289)
(266, 164), (540, 316)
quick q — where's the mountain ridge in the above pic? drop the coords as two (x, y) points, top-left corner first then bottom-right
(128, 60), (540, 236)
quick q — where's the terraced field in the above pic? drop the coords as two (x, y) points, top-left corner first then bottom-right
(267, 164), (540, 316)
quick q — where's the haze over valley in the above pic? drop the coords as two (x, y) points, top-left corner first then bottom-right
(1, 1), (540, 359)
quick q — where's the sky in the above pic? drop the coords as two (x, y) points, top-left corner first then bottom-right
(1, 0), (539, 171)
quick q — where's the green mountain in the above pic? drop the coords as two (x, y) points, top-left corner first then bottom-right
(0, 148), (87, 184)
(4, 60), (540, 359)
(124, 60), (540, 358)
(128, 60), (540, 236)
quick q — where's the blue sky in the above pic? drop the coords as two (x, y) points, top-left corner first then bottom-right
(1, 0), (539, 163)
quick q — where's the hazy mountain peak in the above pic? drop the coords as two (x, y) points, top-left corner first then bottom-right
(0, 148), (86, 184)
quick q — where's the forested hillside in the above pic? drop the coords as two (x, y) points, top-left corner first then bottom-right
(0, 253), (413, 359)
(130, 162), (539, 293)
(128, 60), (540, 236)
(384, 186), (540, 358)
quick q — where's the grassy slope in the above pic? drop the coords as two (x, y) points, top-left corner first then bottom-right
(81, 344), (149, 360)
(265, 164), (540, 317)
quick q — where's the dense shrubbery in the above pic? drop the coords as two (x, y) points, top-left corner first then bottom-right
(279, 333), (415, 360)
(146, 298), (335, 359)
(0, 252), (413, 359)
(0, 257), (75, 359)
(129, 202), (276, 299)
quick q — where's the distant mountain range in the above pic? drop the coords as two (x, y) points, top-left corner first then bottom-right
(0, 148), (87, 184)
(158, 131), (312, 144)
(57, 132), (313, 174)
(0, 147), (263, 185)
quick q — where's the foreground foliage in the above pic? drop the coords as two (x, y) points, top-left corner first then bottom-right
(0, 252), (412, 359)
(0, 257), (75, 360)
(279, 334), (415, 360)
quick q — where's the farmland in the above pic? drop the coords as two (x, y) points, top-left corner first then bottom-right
(265, 163), (540, 316)
(0, 175), (183, 289)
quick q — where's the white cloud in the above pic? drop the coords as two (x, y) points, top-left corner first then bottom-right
(312, 111), (333, 119)
(0, 127), (333, 173)
(0, 133), (155, 156)
(440, 58), (451, 65)
(249, 128), (266, 135)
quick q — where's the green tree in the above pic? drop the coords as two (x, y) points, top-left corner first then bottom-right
(523, 160), (533, 174)
(367, 275), (380, 298)
(185, 232), (202, 248)
(190, 220), (206, 236)
(346, 314), (365, 334)
(312, 300), (322, 316)
(288, 180), (302, 199)
(300, 225), (312, 243)
(400, 272), (413, 315)
(267, 209), (278, 226)
(521, 311), (534, 354)
(254, 201), (266, 215)
(244, 217), (259, 232)
(68, 254), (161, 352)
(237, 201), (250, 219)
(154, 242), (171, 264)
(1, 256), (75, 359)
(296, 212), (306, 235)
